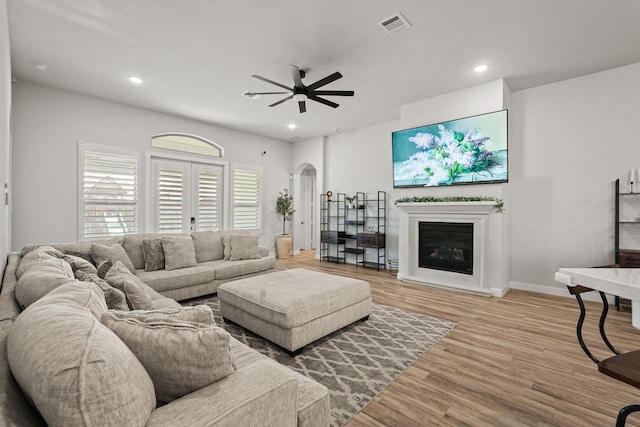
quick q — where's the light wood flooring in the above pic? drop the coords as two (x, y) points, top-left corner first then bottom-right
(276, 251), (640, 427)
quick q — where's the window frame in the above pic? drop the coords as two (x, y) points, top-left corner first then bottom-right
(77, 142), (142, 241)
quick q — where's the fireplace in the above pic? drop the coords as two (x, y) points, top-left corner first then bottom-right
(396, 201), (508, 296)
(419, 222), (473, 275)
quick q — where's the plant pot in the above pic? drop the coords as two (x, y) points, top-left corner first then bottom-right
(276, 234), (293, 258)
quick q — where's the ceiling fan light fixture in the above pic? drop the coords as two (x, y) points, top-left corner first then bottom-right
(293, 93), (306, 102)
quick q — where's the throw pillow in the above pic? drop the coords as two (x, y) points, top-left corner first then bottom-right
(161, 236), (197, 271)
(142, 238), (165, 271)
(229, 234), (262, 261)
(75, 270), (129, 311)
(101, 310), (235, 405)
(91, 243), (136, 273)
(221, 230), (249, 260)
(191, 231), (224, 262)
(16, 245), (65, 279)
(96, 259), (113, 279)
(8, 282), (156, 426)
(63, 253), (98, 275)
(104, 261), (154, 310)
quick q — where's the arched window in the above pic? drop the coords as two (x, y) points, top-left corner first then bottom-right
(151, 133), (224, 157)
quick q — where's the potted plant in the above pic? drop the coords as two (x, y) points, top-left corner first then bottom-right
(275, 189), (295, 258)
(345, 195), (356, 209)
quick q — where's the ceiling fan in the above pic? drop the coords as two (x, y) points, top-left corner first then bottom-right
(250, 65), (354, 113)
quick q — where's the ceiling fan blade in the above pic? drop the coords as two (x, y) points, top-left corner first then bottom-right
(290, 65), (304, 88)
(253, 91), (292, 95)
(307, 72), (343, 90)
(269, 95), (294, 107)
(251, 75), (293, 91)
(298, 100), (306, 113)
(308, 95), (339, 108)
(311, 90), (354, 97)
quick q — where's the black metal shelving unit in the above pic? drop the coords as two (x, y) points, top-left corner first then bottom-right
(320, 192), (345, 263)
(356, 191), (386, 270)
(613, 178), (640, 311)
(321, 190), (386, 269)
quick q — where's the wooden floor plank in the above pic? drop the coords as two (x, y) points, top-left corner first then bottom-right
(276, 251), (640, 426)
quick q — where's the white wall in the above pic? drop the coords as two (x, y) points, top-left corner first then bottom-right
(509, 62), (640, 294)
(0, 0), (11, 272)
(11, 81), (291, 251)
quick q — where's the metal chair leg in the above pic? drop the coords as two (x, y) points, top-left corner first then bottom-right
(616, 404), (640, 427)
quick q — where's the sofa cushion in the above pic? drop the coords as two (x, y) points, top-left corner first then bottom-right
(75, 270), (130, 311)
(229, 234), (262, 261)
(104, 261), (154, 310)
(16, 245), (65, 279)
(162, 236), (198, 271)
(63, 253), (98, 275)
(7, 282), (156, 427)
(108, 305), (215, 325)
(101, 309), (235, 405)
(191, 231), (224, 262)
(205, 256), (276, 280)
(15, 254), (76, 309)
(91, 243), (136, 273)
(20, 237), (123, 260)
(136, 265), (216, 294)
(122, 233), (168, 270)
(143, 238), (165, 271)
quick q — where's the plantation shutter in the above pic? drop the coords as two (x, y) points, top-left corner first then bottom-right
(156, 166), (187, 233)
(81, 148), (139, 239)
(194, 165), (222, 231)
(232, 167), (262, 230)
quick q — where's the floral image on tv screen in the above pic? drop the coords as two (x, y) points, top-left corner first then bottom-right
(392, 109), (508, 188)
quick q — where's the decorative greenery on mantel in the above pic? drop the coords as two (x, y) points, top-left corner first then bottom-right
(394, 196), (504, 213)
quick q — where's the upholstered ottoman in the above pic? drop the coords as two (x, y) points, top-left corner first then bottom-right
(217, 268), (372, 353)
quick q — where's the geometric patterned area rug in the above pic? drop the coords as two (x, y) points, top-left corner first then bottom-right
(183, 296), (455, 426)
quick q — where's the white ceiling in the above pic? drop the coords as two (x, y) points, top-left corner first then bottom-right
(7, 0), (640, 142)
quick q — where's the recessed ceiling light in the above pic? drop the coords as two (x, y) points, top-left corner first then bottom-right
(288, 123), (296, 129)
(474, 64), (488, 73)
(128, 76), (143, 84)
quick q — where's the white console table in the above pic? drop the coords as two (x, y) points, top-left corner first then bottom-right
(556, 268), (640, 328)
(555, 267), (640, 426)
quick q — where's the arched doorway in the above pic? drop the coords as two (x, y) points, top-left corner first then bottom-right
(294, 164), (317, 252)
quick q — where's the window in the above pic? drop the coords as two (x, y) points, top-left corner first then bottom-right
(151, 133), (223, 158)
(79, 143), (140, 239)
(232, 166), (262, 231)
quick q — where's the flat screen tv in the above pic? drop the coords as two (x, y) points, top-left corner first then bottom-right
(392, 109), (508, 188)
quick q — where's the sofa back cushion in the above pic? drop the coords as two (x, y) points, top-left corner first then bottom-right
(7, 282), (156, 427)
(122, 233), (169, 270)
(15, 250), (76, 309)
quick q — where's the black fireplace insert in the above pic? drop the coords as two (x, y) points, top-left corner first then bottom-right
(418, 222), (473, 275)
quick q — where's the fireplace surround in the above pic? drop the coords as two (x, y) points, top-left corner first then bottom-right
(396, 201), (508, 296)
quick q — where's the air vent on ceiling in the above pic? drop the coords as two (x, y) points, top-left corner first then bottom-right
(378, 12), (412, 36)
(241, 91), (262, 100)
(284, 135), (304, 143)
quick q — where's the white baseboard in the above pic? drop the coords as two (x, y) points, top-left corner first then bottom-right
(509, 280), (615, 304)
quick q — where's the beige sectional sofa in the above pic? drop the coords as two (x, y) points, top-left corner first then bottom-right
(0, 232), (330, 426)
(19, 230), (276, 301)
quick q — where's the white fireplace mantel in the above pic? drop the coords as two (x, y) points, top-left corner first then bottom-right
(396, 201), (509, 297)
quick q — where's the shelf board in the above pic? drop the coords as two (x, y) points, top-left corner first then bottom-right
(343, 248), (365, 254)
(358, 261), (386, 269)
